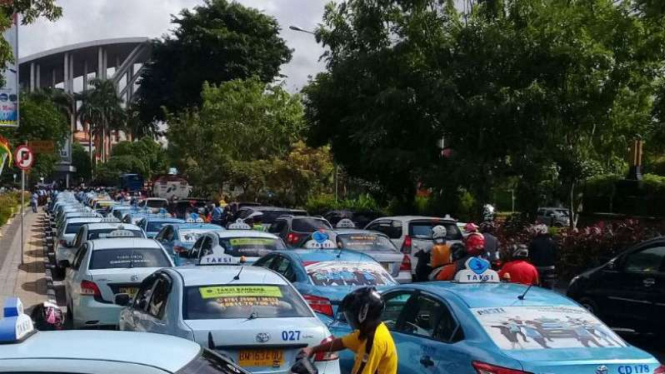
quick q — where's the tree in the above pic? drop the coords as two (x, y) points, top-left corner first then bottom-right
(77, 78), (125, 163)
(111, 137), (167, 179)
(0, 90), (69, 184)
(71, 142), (91, 183)
(167, 78), (305, 194)
(136, 0), (292, 124)
(305, 0), (665, 222)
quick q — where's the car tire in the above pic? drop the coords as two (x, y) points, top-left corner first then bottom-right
(579, 297), (600, 316)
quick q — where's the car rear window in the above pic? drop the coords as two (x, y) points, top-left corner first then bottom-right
(147, 222), (170, 232)
(409, 221), (462, 240)
(337, 234), (398, 252)
(177, 349), (243, 374)
(183, 284), (312, 320)
(260, 210), (298, 224)
(219, 237), (286, 257)
(147, 200), (168, 208)
(87, 229), (144, 240)
(65, 222), (85, 234)
(179, 229), (209, 243)
(89, 248), (171, 270)
(292, 218), (332, 232)
(471, 305), (626, 351)
(305, 261), (397, 287)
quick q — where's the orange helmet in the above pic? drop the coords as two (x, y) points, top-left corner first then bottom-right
(465, 232), (485, 257)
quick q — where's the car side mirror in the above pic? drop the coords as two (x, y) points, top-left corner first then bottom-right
(115, 293), (131, 306)
(58, 260), (71, 268)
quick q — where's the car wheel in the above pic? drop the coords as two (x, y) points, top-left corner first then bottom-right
(579, 297), (600, 316)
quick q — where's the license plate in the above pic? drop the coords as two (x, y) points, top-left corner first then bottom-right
(118, 287), (138, 297)
(238, 349), (284, 368)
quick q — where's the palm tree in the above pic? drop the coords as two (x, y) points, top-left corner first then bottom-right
(125, 103), (158, 140)
(77, 78), (125, 162)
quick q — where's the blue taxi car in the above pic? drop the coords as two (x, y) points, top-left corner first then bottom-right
(0, 297), (248, 373)
(253, 249), (398, 319)
(137, 216), (184, 239)
(324, 262), (663, 374)
(154, 222), (223, 265)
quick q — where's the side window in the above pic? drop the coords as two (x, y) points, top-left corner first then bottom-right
(154, 228), (164, 241)
(381, 292), (415, 332)
(164, 227), (174, 242)
(388, 221), (403, 239)
(365, 221), (382, 233)
(273, 257), (295, 282)
(148, 276), (171, 319)
(624, 246), (665, 274)
(72, 244), (89, 270)
(254, 255), (276, 269)
(201, 237), (213, 257)
(269, 220), (285, 234)
(73, 227), (84, 248)
(134, 275), (158, 312)
(191, 237), (204, 259)
(402, 294), (461, 343)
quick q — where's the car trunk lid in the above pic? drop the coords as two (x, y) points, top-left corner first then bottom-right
(89, 268), (160, 302)
(509, 347), (659, 374)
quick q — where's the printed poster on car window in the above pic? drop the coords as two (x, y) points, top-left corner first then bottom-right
(199, 285), (282, 308)
(179, 230), (206, 242)
(472, 306), (626, 350)
(306, 261), (395, 287)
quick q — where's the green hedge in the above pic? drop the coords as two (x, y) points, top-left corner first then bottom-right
(0, 191), (27, 226)
(305, 194), (384, 216)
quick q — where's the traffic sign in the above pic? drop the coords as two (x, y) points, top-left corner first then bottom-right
(14, 145), (34, 170)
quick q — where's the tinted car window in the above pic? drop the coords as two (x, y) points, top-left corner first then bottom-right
(409, 221), (462, 240)
(89, 248), (171, 270)
(147, 200), (168, 208)
(337, 233), (398, 252)
(219, 237), (286, 257)
(292, 218), (332, 232)
(261, 210), (298, 224)
(183, 284), (312, 320)
(624, 246), (665, 274)
(147, 221), (169, 232)
(65, 222), (85, 234)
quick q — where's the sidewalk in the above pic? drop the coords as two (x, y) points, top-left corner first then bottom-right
(0, 210), (47, 309)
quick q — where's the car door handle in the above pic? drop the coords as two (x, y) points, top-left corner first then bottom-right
(420, 355), (434, 368)
(644, 278), (656, 287)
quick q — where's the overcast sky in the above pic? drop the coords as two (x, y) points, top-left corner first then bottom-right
(19, 0), (328, 92)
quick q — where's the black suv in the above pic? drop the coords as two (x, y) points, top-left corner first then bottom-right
(567, 237), (665, 334)
(268, 215), (333, 247)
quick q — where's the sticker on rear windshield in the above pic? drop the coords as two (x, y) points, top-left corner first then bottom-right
(229, 238), (274, 246)
(305, 262), (395, 286)
(472, 306), (626, 350)
(199, 286), (283, 299)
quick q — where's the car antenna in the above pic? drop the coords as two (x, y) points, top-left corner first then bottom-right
(518, 285), (533, 301)
(233, 265), (244, 281)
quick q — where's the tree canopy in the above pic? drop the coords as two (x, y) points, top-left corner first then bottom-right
(305, 0), (665, 218)
(136, 0), (293, 124)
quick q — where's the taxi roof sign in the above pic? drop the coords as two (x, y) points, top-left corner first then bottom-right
(454, 257), (500, 284)
(100, 217), (121, 223)
(107, 229), (136, 238)
(228, 219), (251, 230)
(0, 297), (35, 343)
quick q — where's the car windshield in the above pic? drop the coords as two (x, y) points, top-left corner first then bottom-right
(219, 237), (286, 257)
(183, 284), (312, 320)
(89, 248), (171, 270)
(65, 222), (85, 234)
(292, 218), (332, 232)
(305, 261), (397, 287)
(409, 221), (462, 240)
(147, 200), (168, 208)
(337, 233), (397, 252)
(88, 229), (144, 240)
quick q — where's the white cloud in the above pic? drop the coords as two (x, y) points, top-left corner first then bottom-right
(19, 0), (327, 91)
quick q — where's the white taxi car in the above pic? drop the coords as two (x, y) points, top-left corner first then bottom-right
(0, 297), (250, 374)
(63, 236), (174, 329)
(118, 266), (340, 374)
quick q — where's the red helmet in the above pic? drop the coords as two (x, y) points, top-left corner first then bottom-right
(465, 232), (485, 257)
(464, 222), (479, 233)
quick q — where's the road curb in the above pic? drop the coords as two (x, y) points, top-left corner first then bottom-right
(42, 212), (57, 302)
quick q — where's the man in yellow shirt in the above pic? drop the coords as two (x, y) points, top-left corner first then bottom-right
(302, 287), (398, 374)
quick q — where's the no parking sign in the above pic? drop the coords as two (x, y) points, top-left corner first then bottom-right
(14, 145), (34, 171)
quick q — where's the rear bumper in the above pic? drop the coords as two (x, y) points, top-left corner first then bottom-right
(72, 296), (122, 328)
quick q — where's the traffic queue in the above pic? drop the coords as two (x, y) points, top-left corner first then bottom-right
(14, 189), (659, 374)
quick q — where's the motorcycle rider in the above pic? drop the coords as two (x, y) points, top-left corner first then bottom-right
(480, 222), (500, 268)
(437, 232), (486, 281)
(425, 225), (451, 280)
(499, 245), (540, 286)
(432, 242), (467, 281)
(301, 287), (397, 374)
(529, 224), (557, 289)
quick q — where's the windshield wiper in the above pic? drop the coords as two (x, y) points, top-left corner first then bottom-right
(245, 309), (259, 322)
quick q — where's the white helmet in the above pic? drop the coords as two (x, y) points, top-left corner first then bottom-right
(432, 225), (447, 240)
(535, 224), (548, 235)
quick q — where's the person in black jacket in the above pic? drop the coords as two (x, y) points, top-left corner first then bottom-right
(529, 224), (557, 289)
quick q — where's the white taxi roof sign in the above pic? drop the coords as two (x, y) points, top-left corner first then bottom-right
(454, 257), (500, 283)
(228, 219), (251, 230)
(0, 297), (35, 343)
(107, 230), (137, 238)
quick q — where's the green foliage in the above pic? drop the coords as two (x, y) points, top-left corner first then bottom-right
(305, 193), (383, 216)
(584, 174), (622, 197)
(305, 0), (665, 222)
(167, 78), (307, 195)
(136, 0), (292, 123)
(71, 143), (91, 183)
(0, 191), (26, 226)
(93, 138), (167, 185)
(77, 79), (125, 162)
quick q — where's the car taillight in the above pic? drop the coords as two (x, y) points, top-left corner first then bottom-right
(303, 294), (333, 317)
(401, 235), (412, 253)
(80, 280), (101, 297)
(400, 255), (411, 271)
(655, 366), (665, 374)
(314, 336), (339, 361)
(472, 362), (533, 374)
(287, 233), (301, 245)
